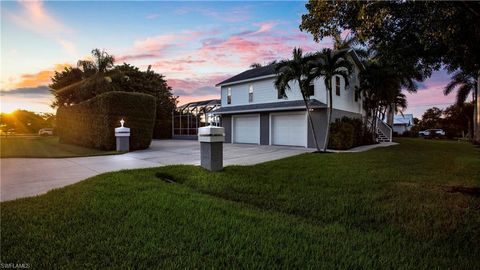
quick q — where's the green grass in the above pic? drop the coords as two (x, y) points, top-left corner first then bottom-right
(1, 138), (479, 268)
(0, 136), (119, 158)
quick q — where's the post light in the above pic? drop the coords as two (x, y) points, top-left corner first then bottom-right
(115, 118), (130, 152)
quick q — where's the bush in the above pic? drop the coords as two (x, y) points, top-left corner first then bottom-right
(328, 117), (374, 150)
(328, 120), (355, 150)
(57, 91), (156, 151)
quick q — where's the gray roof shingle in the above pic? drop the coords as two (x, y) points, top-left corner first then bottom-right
(216, 64), (277, 86)
(211, 99), (326, 115)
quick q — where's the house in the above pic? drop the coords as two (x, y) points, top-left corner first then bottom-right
(211, 51), (378, 148)
(393, 114), (414, 135)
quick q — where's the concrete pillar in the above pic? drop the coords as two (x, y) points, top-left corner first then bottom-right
(115, 119), (130, 152)
(198, 126), (225, 171)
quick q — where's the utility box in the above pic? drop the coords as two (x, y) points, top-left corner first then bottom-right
(198, 126), (224, 171)
(115, 119), (130, 152)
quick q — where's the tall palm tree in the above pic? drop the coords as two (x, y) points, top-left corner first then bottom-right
(358, 61), (407, 139)
(274, 48), (321, 150)
(310, 48), (353, 151)
(77, 49), (115, 77)
(443, 69), (479, 141)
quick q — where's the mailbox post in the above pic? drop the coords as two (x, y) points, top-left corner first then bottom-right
(198, 126), (224, 171)
(115, 119), (130, 152)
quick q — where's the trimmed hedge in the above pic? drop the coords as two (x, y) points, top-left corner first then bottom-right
(57, 91), (156, 151)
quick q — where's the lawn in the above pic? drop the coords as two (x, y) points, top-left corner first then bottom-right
(1, 138), (479, 268)
(0, 136), (118, 158)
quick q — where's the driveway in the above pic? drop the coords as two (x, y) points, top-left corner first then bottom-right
(1, 140), (312, 202)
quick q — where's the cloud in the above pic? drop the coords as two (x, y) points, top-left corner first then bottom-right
(4, 63), (70, 90)
(5, 0), (76, 55)
(0, 85), (50, 97)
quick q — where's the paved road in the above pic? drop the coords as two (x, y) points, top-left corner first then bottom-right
(1, 140), (312, 202)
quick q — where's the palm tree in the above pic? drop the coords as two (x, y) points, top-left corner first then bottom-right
(443, 69), (478, 141)
(310, 48), (353, 151)
(274, 48), (321, 150)
(358, 61), (407, 139)
(77, 49), (115, 77)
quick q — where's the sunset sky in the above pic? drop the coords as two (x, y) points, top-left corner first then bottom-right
(0, 0), (462, 117)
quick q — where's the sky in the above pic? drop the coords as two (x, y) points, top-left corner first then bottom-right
(0, 0), (464, 117)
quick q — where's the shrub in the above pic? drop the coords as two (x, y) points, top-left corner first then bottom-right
(328, 120), (355, 150)
(57, 91), (156, 151)
(328, 117), (374, 150)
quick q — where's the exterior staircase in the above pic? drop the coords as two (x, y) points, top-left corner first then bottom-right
(376, 119), (392, 143)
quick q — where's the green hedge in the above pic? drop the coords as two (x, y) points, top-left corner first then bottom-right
(57, 91), (156, 151)
(328, 117), (374, 150)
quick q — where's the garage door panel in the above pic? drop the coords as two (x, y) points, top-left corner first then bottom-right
(233, 115), (260, 144)
(271, 113), (306, 147)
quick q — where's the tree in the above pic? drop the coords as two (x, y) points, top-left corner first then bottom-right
(49, 49), (177, 138)
(250, 63), (262, 69)
(443, 70), (478, 141)
(0, 110), (50, 134)
(310, 48), (353, 151)
(300, 0), (480, 142)
(420, 107), (443, 130)
(357, 61), (406, 139)
(274, 48), (322, 151)
(112, 64), (177, 138)
(442, 103), (474, 139)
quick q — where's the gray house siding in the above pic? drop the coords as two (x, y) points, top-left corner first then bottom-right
(222, 108), (361, 148)
(222, 115), (232, 143)
(307, 109), (362, 149)
(260, 113), (269, 145)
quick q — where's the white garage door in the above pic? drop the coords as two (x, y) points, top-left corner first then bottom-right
(271, 112), (307, 147)
(233, 115), (260, 144)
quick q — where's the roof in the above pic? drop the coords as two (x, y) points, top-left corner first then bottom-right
(215, 64), (277, 87)
(215, 50), (365, 87)
(210, 99), (326, 115)
(176, 99), (220, 113)
(393, 114), (414, 126)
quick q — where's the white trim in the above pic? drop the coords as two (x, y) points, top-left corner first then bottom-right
(269, 111), (308, 148)
(212, 106), (326, 115)
(216, 74), (277, 87)
(231, 114), (260, 145)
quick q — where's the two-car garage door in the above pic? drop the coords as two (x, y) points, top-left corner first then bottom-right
(232, 112), (307, 147)
(271, 112), (307, 147)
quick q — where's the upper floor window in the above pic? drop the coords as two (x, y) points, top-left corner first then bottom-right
(307, 82), (315, 97)
(354, 90), (359, 102)
(227, 87), (232, 104)
(248, 84), (254, 103)
(335, 76), (341, 96)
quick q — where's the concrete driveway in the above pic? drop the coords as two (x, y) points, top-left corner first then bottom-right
(1, 140), (312, 202)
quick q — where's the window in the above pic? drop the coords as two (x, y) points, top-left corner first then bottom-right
(335, 76), (341, 96)
(307, 82), (315, 97)
(354, 90), (359, 102)
(248, 84), (254, 103)
(227, 87), (232, 104)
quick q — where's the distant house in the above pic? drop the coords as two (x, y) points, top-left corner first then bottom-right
(393, 114), (414, 135)
(210, 51), (392, 147)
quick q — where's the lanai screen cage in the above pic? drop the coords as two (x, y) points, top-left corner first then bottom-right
(172, 99), (221, 139)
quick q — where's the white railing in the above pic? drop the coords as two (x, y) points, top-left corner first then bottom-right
(376, 119), (392, 142)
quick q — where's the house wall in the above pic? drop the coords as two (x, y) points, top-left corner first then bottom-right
(220, 66), (363, 115)
(307, 108), (363, 149)
(222, 115), (232, 143)
(221, 108), (362, 148)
